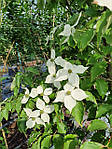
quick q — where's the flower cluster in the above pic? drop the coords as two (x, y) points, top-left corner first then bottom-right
(21, 49), (88, 129)
(21, 86), (54, 128)
(46, 49), (88, 113)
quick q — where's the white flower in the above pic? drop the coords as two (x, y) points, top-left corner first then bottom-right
(53, 83), (88, 113)
(92, 0), (112, 11)
(58, 13), (82, 44)
(55, 58), (88, 87)
(36, 98), (54, 123)
(45, 66), (61, 89)
(46, 49), (56, 74)
(55, 61), (80, 87)
(36, 85), (53, 103)
(21, 88), (30, 104)
(24, 108), (45, 128)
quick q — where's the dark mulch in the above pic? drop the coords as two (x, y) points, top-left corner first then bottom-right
(6, 121), (28, 149)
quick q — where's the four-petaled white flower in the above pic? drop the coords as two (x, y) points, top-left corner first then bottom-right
(46, 49), (56, 75)
(54, 83), (88, 113)
(24, 108), (45, 128)
(36, 85), (52, 103)
(55, 57), (88, 87)
(36, 98), (54, 123)
(21, 88), (30, 104)
(92, 0), (112, 11)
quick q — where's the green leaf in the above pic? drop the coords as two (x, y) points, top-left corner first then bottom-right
(102, 46), (112, 56)
(96, 104), (112, 118)
(17, 119), (26, 133)
(37, 0), (46, 10)
(95, 79), (108, 98)
(14, 87), (19, 96)
(5, 103), (12, 111)
(16, 74), (21, 88)
(67, 14), (80, 26)
(2, 109), (8, 120)
(37, 136), (42, 149)
(96, 10), (111, 46)
(104, 28), (112, 45)
(80, 78), (92, 90)
(54, 104), (59, 114)
(80, 141), (103, 149)
(73, 29), (95, 51)
(64, 134), (77, 141)
(26, 67), (39, 75)
(72, 102), (84, 126)
(64, 134), (79, 149)
(57, 122), (66, 134)
(53, 134), (64, 149)
(0, 111), (3, 122)
(41, 136), (51, 149)
(91, 61), (107, 81)
(85, 91), (97, 105)
(16, 101), (21, 114)
(0, 77), (8, 82)
(88, 119), (107, 131)
(32, 142), (38, 149)
(64, 140), (77, 149)
(26, 100), (35, 109)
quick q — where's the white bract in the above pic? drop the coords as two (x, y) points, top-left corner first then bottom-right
(21, 88), (30, 104)
(45, 62), (61, 89)
(46, 49), (56, 74)
(24, 108), (45, 128)
(59, 24), (71, 37)
(36, 98), (54, 123)
(54, 83), (88, 113)
(29, 87), (39, 98)
(45, 73), (61, 89)
(92, 0), (112, 11)
(36, 85), (52, 103)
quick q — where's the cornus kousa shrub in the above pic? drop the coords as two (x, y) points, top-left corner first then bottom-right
(10, 49), (90, 148)
(1, 1), (112, 148)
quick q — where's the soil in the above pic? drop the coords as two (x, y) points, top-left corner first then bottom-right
(6, 121), (28, 149)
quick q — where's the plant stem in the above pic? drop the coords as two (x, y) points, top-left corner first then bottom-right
(0, 122), (8, 149)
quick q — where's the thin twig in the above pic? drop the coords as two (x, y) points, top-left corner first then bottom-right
(0, 122), (9, 149)
(3, 41), (15, 72)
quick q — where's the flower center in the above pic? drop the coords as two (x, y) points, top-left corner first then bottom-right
(40, 110), (44, 114)
(51, 59), (54, 62)
(53, 74), (56, 78)
(68, 69), (72, 74)
(40, 93), (44, 96)
(25, 94), (29, 98)
(32, 117), (36, 121)
(66, 91), (71, 95)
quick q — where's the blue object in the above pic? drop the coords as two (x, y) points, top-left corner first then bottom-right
(1, 66), (19, 100)
(41, 63), (47, 72)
